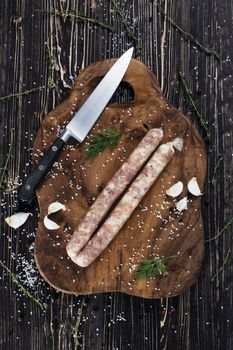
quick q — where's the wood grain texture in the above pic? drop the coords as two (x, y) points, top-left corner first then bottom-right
(34, 57), (206, 298)
(0, 0), (232, 349)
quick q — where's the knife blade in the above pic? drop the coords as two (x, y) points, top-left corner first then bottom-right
(18, 47), (134, 209)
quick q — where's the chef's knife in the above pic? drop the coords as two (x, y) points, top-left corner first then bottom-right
(18, 48), (133, 208)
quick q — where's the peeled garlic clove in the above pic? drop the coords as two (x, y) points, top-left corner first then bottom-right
(166, 181), (183, 198)
(44, 215), (60, 230)
(48, 202), (66, 215)
(176, 197), (188, 212)
(5, 212), (31, 229)
(187, 177), (203, 196)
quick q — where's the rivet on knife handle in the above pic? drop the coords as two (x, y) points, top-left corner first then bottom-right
(17, 137), (65, 205)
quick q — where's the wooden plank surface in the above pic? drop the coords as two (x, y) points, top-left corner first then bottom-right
(0, 0), (232, 349)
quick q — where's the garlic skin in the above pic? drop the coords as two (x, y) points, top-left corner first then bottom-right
(187, 177), (203, 196)
(166, 181), (183, 198)
(5, 212), (31, 229)
(43, 215), (60, 230)
(176, 197), (188, 212)
(48, 202), (66, 215)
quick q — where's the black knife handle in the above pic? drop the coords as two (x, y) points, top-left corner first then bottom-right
(17, 137), (65, 207)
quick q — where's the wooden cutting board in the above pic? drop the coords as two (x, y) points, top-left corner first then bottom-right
(33, 58), (207, 299)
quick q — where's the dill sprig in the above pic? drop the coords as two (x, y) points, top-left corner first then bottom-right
(38, 10), (115, 32)
(111, 0), (141, 57)
(0, 259), (47, 311)
(134, 256), (176, 279)
(156, 2), (221, 61)
(178, 68), (211, 141)
(71, 297), (87, 349)
(211, 154), (224, 186)
(85, 129), (121, 159)
(210, 249), (230, 282)
(205, 215), (233, 242)
(0, 129), (14, 190)
(0, 87), (43, 102)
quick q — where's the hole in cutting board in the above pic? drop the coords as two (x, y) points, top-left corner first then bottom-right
(108, 81), (134, 105)
(84, 77), (134, 105)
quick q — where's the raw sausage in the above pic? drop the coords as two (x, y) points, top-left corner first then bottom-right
(72, 137), (183, 267)
(66, 128), (163, 262)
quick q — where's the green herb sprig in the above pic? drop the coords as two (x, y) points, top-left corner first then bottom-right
(38, 10), (115, 32)
(211, 154), (224, 186)
(205, 215), (233, 242)
(71, 297), (87, 349)
(134, 256), (176, 279)
(179, 68), (211, 141)
(210, 249), (230, 282)
(46, 36), (56, 88)
(0, 87), (42, 102)
(85, 129), (121, 159)
(111, 0), (141, 57)
(0, 259), (47, 311)
(0, 129), (14, 190)
(156, 2), (221, 61)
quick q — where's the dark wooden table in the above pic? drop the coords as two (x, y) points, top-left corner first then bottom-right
(1, 1), (233, 349)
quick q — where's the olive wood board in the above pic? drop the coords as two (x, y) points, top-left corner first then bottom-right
(33, 58), (207, 299)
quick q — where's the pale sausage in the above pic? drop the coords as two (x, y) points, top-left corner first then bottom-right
(72, 137), (183, 267)
(66, 128), (163, 262)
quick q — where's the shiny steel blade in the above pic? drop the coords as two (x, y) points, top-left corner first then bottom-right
(64, 47), (133, 142)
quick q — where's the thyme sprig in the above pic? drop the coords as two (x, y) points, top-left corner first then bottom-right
(179, 68), (211, 141)
(65, 11), (115, 32)
(71, 297), (87, 349)
(210, 249), (230, 282)
(111, 0), (141, 57)
(0, 129), (14, 190)
(0, 259), (47, 311)
(38, 10), (115, 32)
(46, 36), (56, 88)
(156, 2), (221, 61)
(134, 256), (176, 279)
(211, 154), (224, 186)
(0, 87), (42, 102)
(205, 215), (233, 242)
(85, 129), (121, 159)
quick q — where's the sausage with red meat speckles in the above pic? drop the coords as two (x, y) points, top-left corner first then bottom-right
(66, 128), (164, 262)
(73, 138), (183, 267)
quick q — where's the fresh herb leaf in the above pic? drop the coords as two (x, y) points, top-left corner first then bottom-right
(0, 259), (47, 311)
(65, 10), (116, 32)
(0, 87), (43, 102)
(46, 35), (55, 88)
(0, 129), (14, 190)
(111, 0), (141, 57)
(211, 154), (224, 186)
(205, 215), (233, 242)
(37, 10), (115, 32)
(156, 2), (221, 61)
(134, 256), (176, 279)
(85, 129), (121, 159)
(210, 249), (230, 282)
(71, 297), (87, 349)
(179, 67), (211, 141)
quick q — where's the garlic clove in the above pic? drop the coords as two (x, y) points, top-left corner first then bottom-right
(187, 177), (203, 196)
(166, 181), (183, 198)
(171, 137), (183, 152)
(43, 215), (60, 230)
(48, 202), (66, 215)
(5, 212), (31, 229)
(175, 197), (188, 212)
